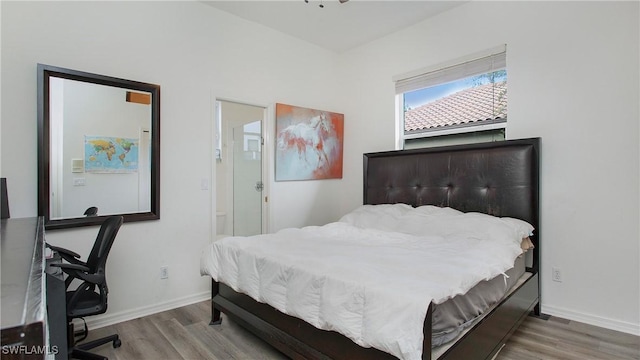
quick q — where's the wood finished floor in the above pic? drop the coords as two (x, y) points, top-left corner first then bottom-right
(84, 300), (639, 360)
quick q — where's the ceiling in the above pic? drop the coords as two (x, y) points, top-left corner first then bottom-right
(201, 1), (467, 53)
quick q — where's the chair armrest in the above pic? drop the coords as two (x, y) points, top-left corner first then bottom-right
(74, 272), (105, 285)
(51, 263), (105, 285)
(46, 244), (81, 258)
(50, 263), (89, 272)
(46, 243), (86, 266)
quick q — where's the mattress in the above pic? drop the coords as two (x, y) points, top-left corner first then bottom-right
(201, 207), (533, 360)
(431, 254), (526, 346)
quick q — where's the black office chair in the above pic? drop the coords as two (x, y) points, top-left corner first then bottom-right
(84, 207), (98, 217)
(48, 216), (124, 360)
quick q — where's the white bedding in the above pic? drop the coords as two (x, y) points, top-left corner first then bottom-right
(200, 204), (533, 360)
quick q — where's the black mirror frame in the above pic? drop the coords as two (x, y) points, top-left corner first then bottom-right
(37, 64), (160, 230)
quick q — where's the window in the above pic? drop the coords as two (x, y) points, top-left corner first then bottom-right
(394, 46), (507, 149)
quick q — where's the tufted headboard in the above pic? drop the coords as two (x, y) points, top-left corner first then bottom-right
(364, 138), (540, 268)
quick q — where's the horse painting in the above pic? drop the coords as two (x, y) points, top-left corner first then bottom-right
(275, 104), (344, 181)
(277, 113), (331, 167)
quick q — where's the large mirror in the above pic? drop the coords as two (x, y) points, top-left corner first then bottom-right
(38, 64), (160, 230)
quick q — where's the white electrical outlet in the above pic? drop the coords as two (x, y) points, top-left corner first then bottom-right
(160, 266), (169, 279)
(552, 267), (562, 282)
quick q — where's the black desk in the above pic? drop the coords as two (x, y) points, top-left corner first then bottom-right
(46, 253), (68, 360)
(1, 217), (67, 359)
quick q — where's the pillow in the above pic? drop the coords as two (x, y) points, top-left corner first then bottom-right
(413, 205), (463, 216)
(341, 204), (536, 251)
(339, 204), (413, 230)
(500, 217), (535, 239)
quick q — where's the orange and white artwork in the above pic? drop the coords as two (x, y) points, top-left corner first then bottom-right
(275, 103), (344, 181)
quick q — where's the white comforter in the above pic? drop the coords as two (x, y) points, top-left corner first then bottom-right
(200, 204), (533, 360)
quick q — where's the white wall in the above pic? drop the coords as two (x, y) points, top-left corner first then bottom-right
(337, 2), (639, 334)
(1, 1), (342, 326)
(1, 0), (638, 336)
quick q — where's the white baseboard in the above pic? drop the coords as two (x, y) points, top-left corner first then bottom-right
(85, 291), (211, 330)
(82, 294), (640, 337)
(543, 304), (640, 336)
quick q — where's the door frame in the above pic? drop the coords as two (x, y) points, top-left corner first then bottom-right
(213, 97), (271, 237)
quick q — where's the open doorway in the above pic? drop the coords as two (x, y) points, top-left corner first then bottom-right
(215, 100), (267, 238)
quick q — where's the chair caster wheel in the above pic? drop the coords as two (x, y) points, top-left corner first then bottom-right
(113, 339), (122, 348)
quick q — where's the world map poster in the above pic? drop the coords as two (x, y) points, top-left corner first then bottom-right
(84, 135), (139, 173)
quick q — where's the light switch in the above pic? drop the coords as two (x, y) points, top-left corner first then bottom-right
(201, 178), (209, 190)
(71, 159), (84, 173)
(73, 178), (86, 186)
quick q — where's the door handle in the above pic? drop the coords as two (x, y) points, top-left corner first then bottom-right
(255, 181), (264, 192)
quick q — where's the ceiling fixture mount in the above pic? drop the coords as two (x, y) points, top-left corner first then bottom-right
(304, 0), (349, 8)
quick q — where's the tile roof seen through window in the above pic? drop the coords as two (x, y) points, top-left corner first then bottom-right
(404, 81), (507, 132)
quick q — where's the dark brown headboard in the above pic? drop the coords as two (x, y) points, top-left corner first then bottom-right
(363, 138), (540, 269)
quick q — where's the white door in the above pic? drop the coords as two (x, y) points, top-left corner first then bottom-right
(216, 100), (265, 237)
(138, 127), (151, 212)
(233, 120), (262, 236)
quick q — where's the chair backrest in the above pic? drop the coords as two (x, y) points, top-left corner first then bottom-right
(85, 216), (123, 275)
(65, 215), (123, 318)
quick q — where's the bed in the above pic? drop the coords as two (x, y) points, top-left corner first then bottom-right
(201, 137), (541, 360)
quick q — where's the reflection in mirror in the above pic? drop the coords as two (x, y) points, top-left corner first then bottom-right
(49, 78), (151, 218)
(38, 64), (160, 230)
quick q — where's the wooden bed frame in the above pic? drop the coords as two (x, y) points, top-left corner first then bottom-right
(209, 138), (541, 360)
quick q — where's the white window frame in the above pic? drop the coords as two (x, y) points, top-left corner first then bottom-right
(394, 45), (507, 150)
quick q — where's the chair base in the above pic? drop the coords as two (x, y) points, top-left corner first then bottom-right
(70, 334), (121, 360)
